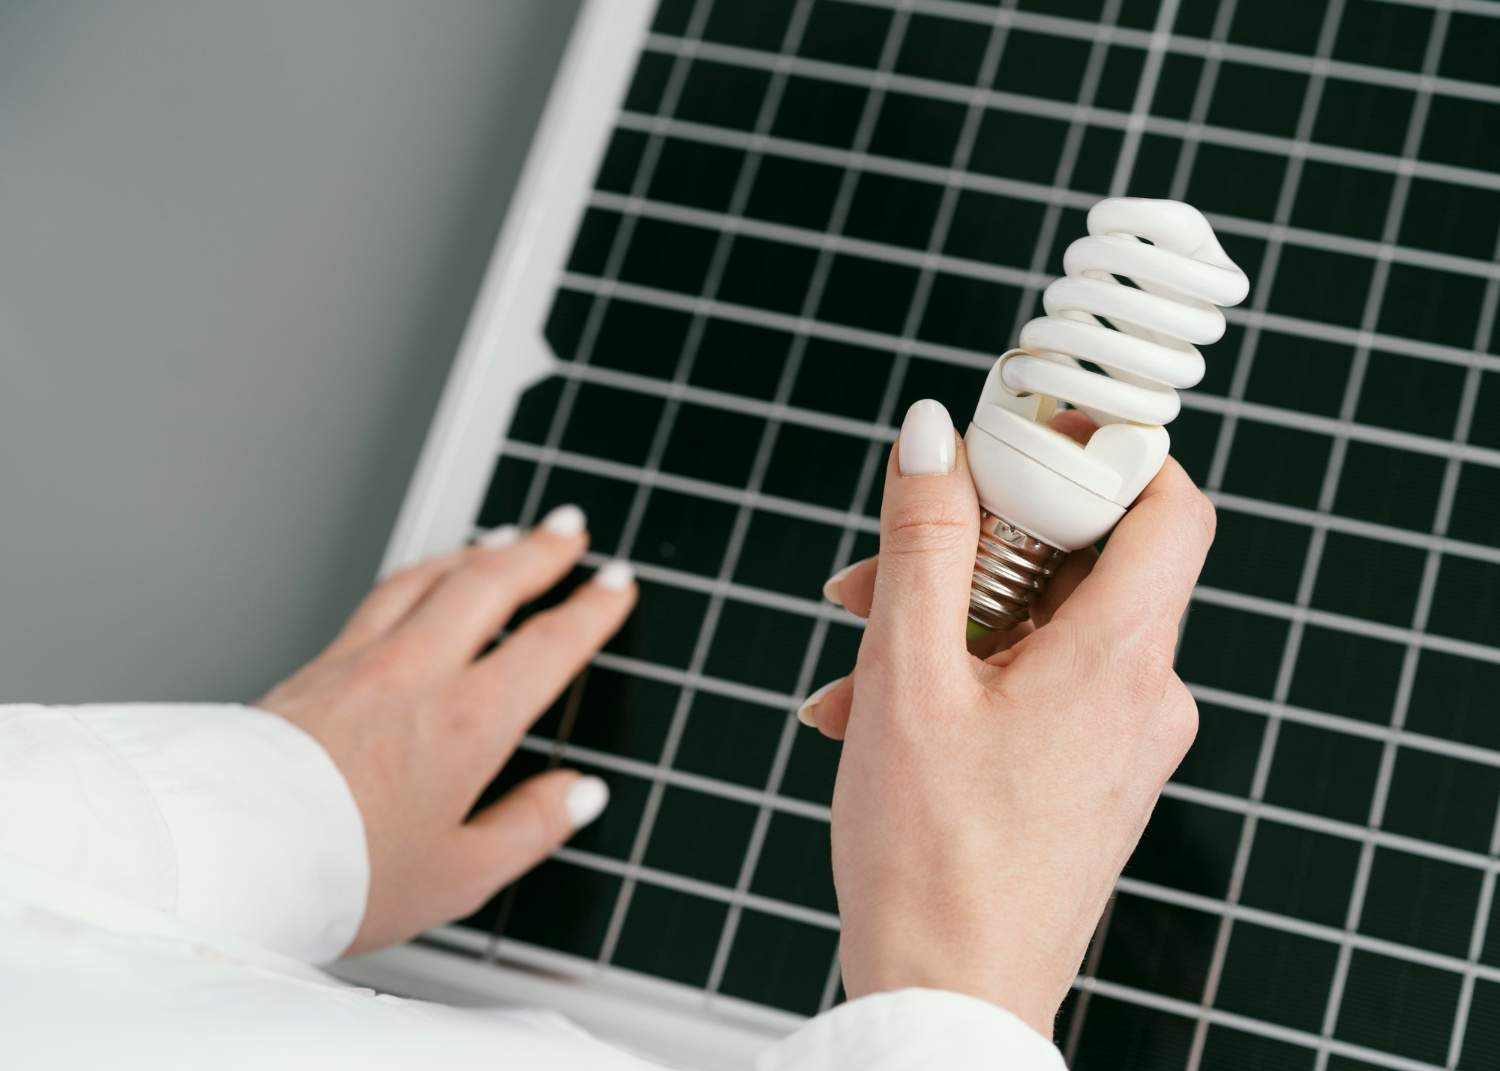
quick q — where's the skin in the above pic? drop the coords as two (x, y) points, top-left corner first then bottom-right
(817, 422), (1214, 1036)
(258, 407), (1213, 1040)
(259, 522), (636, 954)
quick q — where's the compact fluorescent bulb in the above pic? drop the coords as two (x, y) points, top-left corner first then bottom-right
(965, 197), (1249, 631)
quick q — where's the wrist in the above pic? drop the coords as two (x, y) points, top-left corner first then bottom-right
(840, 937), (1064, 1040)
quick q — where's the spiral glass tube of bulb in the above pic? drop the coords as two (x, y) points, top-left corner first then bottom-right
(963, 197), (1249, 635)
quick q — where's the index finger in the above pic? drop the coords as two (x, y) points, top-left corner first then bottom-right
(1051, 456), (1216, 642)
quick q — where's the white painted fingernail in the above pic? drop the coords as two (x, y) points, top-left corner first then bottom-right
(821, 562), (858, 607)
(593, 559), (635, 591)
(565, 775), (610, 829)
(541, 503), (586, 537)
(478, 524), (521, 550)
(796, 677), (843, 728)
(898, 399), (955, 476)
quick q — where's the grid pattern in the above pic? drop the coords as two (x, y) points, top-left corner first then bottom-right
(433, 0), (1500, 1066)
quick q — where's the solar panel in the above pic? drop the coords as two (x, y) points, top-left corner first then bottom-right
(378, 0), (1500, 1066)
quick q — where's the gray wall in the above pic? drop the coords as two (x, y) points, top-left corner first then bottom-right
(0, 0), (581, 702)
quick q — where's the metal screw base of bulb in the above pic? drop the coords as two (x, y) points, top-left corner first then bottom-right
(968, 511), (1066, 632)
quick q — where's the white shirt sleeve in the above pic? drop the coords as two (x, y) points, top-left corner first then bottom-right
(0, 702), (368, 963)
(760, 989), (1065, 1071)
(0, 701), (1064, 1070)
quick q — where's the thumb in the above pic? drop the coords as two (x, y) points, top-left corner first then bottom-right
(458, 770), (608, 895)
(865, 399), (978, 669)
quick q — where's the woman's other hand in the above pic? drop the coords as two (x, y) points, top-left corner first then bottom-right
(259, 506), (635, 955)
(817, 400), (1214, 1037)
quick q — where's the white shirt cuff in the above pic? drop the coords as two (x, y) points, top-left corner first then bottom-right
(759, 988), (1066, 1071)
(0, 703), (368, 963)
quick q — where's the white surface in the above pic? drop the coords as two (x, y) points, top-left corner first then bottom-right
(336, 939), (783, 1069)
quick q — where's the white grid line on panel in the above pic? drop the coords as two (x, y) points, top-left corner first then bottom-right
(1307, 8), (1452, 1065)
(559, 844), (840, 930)
(514, 734), (831, 822)
(499, 532), (1500, 780)
(1014, 0), (1128, 338)
(1321, 0), (1499, 17)
(793, 0), (1035, 1013)
(645, 31), (1500, 196)
(1077, 973), (1446, 1071)
(1185, 0), (1346, 1064)
(1450, 800), (1500, 1067)
(837, 0), (1500, 103)
(580, 136), (1500, 499)
(490, 539), (1500, 789)
(1066, 0), (1180, 1054)
(588, 190), (1052, 290)
(492, 0), (723, 967)
(1439, 218), (1500, 1071)
(1162, 0), (1232, 203)
(1149, 0), (1247, 1041)
(1064, 890), (1119, 1065)
(610, 110), (1500, 288)
(461, 0), (1500, 1055)
(592, 0), (830, 974)
(513, 724), (1500, 994)
(556, 274), (1500, 464)
(499, 436), (1500, 669)
(420, 924), (811, 1034)
(1191, 584), (1500, 667)
(1189, 683), (1500, 775)
(590, 647), (794, 713)
(425, 912), (1472, 1071)
(1445, 244), (1500, 1066)
(492, 635), (1500, 977)
(700, 0), (928, 1004)
(478, 0), (722, 962)
(597, 118), (1500, 375)
(1206, 491), (1500, 568)
(540, 359), (902, 448)
(1107, 0), (1177, 198)
(476, 824), (1491, 1071)
(815, 951), (844, 1018)
(511, 651), (1500, 876)
(513, 7), (712, 535)
(535, 781), (1500, 989)
(461, 915), (1467, 1071)
(486, 752), (1500, 1035)
(504, 370), (1500, 569)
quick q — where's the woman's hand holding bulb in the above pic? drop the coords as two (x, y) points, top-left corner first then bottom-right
(812, 398), (1216, 1038)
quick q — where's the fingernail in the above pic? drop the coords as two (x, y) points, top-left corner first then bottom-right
(478, 524), (521, 550)
(565, 775), (610, 829)
(796, 677), (843, 728)
(541, 503), (586, 537)
(898, 399), (955, 476)
(593, 559), (635, 591)
(822, 562), (858, 607)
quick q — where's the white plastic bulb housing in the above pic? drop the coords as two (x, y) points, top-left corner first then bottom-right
(964, 197), (1248, 631)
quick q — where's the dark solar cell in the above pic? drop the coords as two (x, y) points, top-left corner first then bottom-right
(1334, 951), (1461, 1065)
(1310, 531), (1426, 627)
(443, 0), (1500, 1059)
(1198, 510), (1312, 602)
